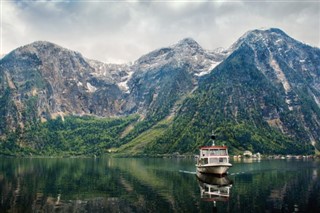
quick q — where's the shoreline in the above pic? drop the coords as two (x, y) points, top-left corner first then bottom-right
(1, 152), (319, 159)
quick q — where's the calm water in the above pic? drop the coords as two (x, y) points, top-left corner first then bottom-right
(0, 157), (319, 213)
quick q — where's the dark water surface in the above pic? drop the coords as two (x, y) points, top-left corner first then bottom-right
(0, 157), (319, 212)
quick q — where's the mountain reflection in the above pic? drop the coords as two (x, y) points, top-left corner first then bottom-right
(0, 157), (198, 212)
(1, 157), (319, 212)
(0, 158), (141, 212)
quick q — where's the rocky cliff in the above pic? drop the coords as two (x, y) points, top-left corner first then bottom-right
(143, 28), (320, 154)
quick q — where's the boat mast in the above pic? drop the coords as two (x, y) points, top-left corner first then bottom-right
(211, 132), (216, 146)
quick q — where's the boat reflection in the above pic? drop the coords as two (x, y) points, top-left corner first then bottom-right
(196, 172), (232, 203)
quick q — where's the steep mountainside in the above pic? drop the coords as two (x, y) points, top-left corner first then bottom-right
(141, 28), (320, 155)
(0, 28), (319, 156)
(124, 38), (225, 118)
(0, 38), (224, 152)
(0, 41), (128, 135)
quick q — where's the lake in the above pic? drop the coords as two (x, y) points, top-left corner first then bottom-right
(0, 157), (319, 212)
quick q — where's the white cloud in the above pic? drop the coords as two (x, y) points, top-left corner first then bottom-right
(1, 0), (319, 62)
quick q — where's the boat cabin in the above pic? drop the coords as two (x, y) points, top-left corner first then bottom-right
(196, 141), (232, 175)
(200, 146), (228, 156)
(198, 146), (230, 165)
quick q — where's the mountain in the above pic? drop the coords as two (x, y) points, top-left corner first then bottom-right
(0, 38), (223, 133)
(0, 41), (129, 135)
(140, 28), (320, 155)
(0, 28), (319, 156)
(123, 37), (225, 118)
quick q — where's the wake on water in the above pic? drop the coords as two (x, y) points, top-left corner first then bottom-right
(179, 170), (196, 174)
(178, 170), (246, 176)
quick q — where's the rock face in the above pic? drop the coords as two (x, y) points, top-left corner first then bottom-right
(226, 28), (320, 145)
(1, 28), (320, 153)
(0, 38), (224, 133)
(0, 41), (125, 134)
(148, 28), (320, 154)
(124, 38), (225, 118)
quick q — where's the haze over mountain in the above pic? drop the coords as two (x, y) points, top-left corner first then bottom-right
(1, 28), (319, 156)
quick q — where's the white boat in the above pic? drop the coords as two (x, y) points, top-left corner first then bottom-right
(196, 134), (232, 175)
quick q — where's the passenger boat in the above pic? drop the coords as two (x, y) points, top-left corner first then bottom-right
(196, 134), (232, 175)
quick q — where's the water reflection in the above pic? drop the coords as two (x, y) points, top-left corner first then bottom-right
(1, 157), (320, 212)
(196, 172), (233, 212)
(196, 173), (233, 202)
(0, 158), (139, 212)
(0, 157), (198, 212)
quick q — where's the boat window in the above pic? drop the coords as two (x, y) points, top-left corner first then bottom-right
(220, 149), (227, 155)
(203, 158), (208, 164)
(202, 150), (209, 156)
(208, 149), (227, 155)
(209, 158), (219, 164)
(209, 150), (217, 155)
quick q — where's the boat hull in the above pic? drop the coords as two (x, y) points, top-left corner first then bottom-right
(196, 172), (233, 186)
(196, 164), (232, 175)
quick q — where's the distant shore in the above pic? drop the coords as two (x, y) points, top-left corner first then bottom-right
(1, 152), (320, 159)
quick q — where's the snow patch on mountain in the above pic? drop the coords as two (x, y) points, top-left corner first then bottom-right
(87, 59), (131, 83)
(312, 93), (320, 108)
(118, 71), (134, 93)
(269, 57), (293, 111)
(134, 37), (227, 77)
(269, 58), (291, 92)
(77, 81), (83, 87)
(194, 61), (222, 77)
(87, 82), (97, 93)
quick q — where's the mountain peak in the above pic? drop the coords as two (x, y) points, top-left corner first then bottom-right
(30, 40), (58, 46)
(136, 37), (204, 66)
(19, 40), (62, 51)
(266, 28), (287, 35)
(229, 27), (301, 53)
(175, 37), (201, 49)
(244, 28), (288, 39)
(9, 40), (84, 61)
(177, 37), (198, 44)
(13, 40), (83, 56)
(239, 28), (288, 41)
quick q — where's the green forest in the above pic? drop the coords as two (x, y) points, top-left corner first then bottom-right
(0, 115), (139, 156)
(0, 112), (314, 157)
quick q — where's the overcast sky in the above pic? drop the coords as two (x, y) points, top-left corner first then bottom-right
(1, 0), (319, 63)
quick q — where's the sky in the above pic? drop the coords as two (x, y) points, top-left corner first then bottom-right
(1, 0), (319, 63)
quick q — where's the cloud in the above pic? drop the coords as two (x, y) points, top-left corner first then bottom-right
(1, 0), (319, 63)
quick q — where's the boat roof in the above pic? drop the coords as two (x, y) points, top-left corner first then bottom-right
(200, 146), (228, 150)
